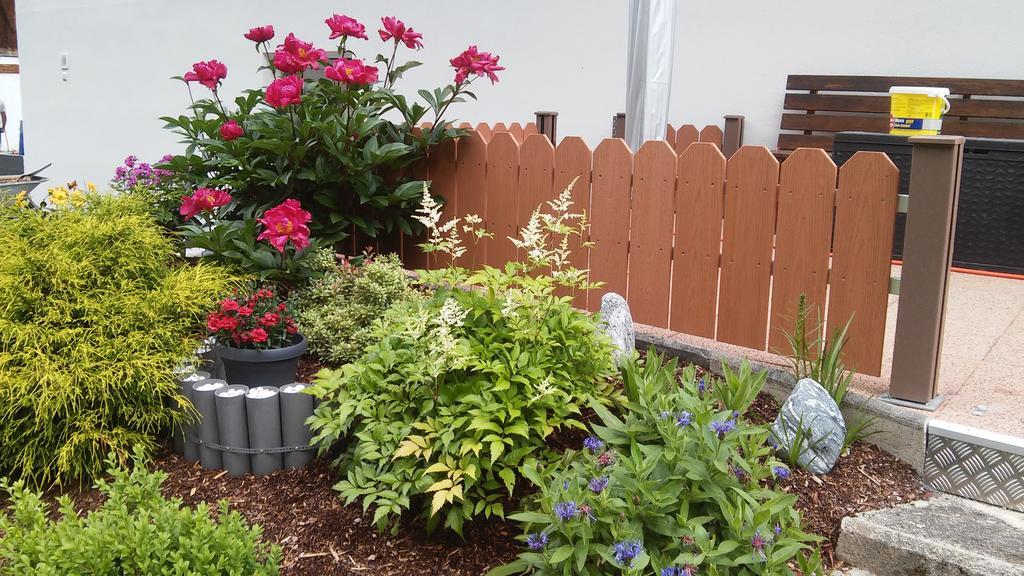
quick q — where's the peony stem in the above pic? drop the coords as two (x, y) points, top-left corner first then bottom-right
(384, 41), (399, 90)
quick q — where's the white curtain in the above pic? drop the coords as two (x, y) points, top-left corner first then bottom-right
(625, 0), (676, 152)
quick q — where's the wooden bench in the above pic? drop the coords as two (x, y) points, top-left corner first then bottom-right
(777, 75), (1024, 155)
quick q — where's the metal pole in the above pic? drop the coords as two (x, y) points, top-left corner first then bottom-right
(886, 135), (965, 410)
(280, 383), (314, 469)
(723, 115), (745, 159)
(535, 111), (558, 145)
(191, 379), (227, 469)
(215, 385), (250, 476)
(246, 386), (283, 475)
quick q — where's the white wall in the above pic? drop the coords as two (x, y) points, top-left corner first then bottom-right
(16, 0), (627, 187)
(16, 0), (1024, 187)
(0, 55), (21, 154)
(670, 0), (1024, 150)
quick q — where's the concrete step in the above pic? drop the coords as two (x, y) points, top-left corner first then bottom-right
(837, 495), (1024, 576)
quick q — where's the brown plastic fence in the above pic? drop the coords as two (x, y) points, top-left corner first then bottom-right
(401, 131), (899, 376)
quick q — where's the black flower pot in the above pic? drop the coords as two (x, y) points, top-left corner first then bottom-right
(215, 334), (307, 388)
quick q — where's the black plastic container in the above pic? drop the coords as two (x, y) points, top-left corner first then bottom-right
(833, 132), (1024, 274)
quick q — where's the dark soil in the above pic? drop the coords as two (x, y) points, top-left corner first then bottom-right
(11, 367), (927, 575)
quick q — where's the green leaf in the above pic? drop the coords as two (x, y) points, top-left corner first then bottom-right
(549, 545), (574, 564)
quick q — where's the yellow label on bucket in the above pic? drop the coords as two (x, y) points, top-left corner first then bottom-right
(889, 87), (950, 136)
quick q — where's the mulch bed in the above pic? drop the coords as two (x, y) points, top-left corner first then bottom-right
(15, 364), (927, 575)
(747, 393), (930, 567)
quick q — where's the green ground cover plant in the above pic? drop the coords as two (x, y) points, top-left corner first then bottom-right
(494, 353), (824, 576)
(0, 194), (233, 486)
(0, 448), (281, 575)
(307, 182), (621, 534)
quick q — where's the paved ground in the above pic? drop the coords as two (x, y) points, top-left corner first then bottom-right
(636, 267), (1024, 439)
(878, 267), (1024, 438)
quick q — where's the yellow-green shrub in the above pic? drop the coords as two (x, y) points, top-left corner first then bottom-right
(0, 195), (234, 486)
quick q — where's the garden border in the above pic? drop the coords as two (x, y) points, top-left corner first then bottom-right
(633, 325), (930, 472)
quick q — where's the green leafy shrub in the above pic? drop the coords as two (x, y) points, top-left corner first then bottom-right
(307, 182), (620, 534)
(0, 448), (281, 575)
(294, 252), (419, 366)
(0, 194), (234, 486)
(494, 353), (823, 576)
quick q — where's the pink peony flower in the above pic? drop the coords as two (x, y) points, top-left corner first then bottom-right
(264, 75), (304, 108)
(183, 60), (227, 90)
(325, 58), (379, 86)
(326, 14), (368, 40)
(257, 199), (312, 252)
(179, 188), (232, 220)
(378, 16), (423, 49)
(244, 25), (275, 43)
(272, 33), (326, 73)
(219, 119), (245, 141)
(450, 46), (504, 84)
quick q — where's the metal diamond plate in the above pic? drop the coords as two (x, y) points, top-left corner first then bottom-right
(925, 434), (1024, 512)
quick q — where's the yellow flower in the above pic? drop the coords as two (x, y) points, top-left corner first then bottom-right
(86, 182), (96, 192)
(69, 189), (86, 207)
(48, 187), (68, 206)
(14, 190), (28, 208)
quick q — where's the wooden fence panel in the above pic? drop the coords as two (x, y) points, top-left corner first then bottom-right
(628, 141), (677, 327)
(475, 122), (493, 141)
(666, 124), (677, 147)
(402, 151), (432, 269)
(554, 136), (593, 310)
(509, 122), (525, 143)
(455, 131), (488, 268)
(524, 122), (539, 137)
(699, 125), (724, 148)
(675, 125), (699, 155)
(671, 143), (726, 338)
(717, 146), (780, 349)
(588, 139), (633, 311)
(485, 132), (520, 267)
(769, 148), (837, 353)
(517, 134), (556, 232)
(829, 152), (898, 376)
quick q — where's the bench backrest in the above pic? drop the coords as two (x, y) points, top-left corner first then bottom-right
(778, 75), (1024, 152)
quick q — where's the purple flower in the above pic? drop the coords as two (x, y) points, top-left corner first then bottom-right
(697, 378), (706, 395)
(731, 410), (740, 419)
(709, 419), (736, 438)
(774, 523), (782, 536)
(597, 451), (615, 468)
(588, 475), (609, 494)
(612, 539), (643, 567)
(751, 531), (768, 559)
(553, 501), (577, 521)
(526, 532), (548, 550)
(660, 410), (671, 419)
(773, 466), (790, 480)
(562, 479), (570, 491)
(662, 567), (697, 576)
(583, 436), (604, 453)
(675, 411), (692, 427)
(732, 465), (747, 482)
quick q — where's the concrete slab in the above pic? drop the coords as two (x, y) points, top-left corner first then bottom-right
(837, 495), (1024, 575)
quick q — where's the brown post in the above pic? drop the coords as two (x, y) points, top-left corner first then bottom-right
(612, 113), (626, 139)
(535, 111), (558, 145)
(722, 115), (745, 158)
(886, 135), (965, 410)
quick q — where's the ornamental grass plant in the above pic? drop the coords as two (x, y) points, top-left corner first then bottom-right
(0, 194), (233, 486)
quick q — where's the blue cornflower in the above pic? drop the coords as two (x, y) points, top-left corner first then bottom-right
(773, 465), (790, 480)
(583, 435), (605, 453)
(675, 411), (692, 427)
(526, 532), (548, 550)
(588, 475), (609, 494)
(660, 410), (672, 419)
(709, 419), (736, 438)
(731, 410), (740, 419)
(751, 530), (768, 559)
(553, 501), (578, 521)
(562, 479), (570, 491)
(774, 523), (782, 536)
(662, 567), (697, 576)
(612, 539), (643, 567)
(697, 378), (706, 395)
